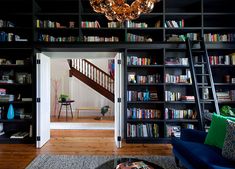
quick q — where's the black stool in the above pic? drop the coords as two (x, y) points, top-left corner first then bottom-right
(58, 100), (74, 119)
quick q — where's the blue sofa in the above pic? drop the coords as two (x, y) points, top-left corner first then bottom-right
(172, 129), (235, 169)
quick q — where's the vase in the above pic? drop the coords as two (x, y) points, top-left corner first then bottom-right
(7, 104), (14, 120)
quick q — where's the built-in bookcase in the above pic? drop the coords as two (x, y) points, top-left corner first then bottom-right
(0, 0), (235, 144)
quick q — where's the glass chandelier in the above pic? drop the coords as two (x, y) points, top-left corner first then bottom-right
(90, 0), (160, 22)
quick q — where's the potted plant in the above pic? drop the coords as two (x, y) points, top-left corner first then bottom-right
(94, 105), (110, 120)
(101, 105), (110, 117)
(220, 105), (235, 117)
(59, 94), (69, 102)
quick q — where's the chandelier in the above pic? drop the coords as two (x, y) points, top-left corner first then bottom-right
(90, 0), (160, 22)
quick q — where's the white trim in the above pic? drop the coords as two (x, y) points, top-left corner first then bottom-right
(50, 122), (114, 130)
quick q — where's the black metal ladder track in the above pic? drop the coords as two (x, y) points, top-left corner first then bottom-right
(186, 38), (220, 130)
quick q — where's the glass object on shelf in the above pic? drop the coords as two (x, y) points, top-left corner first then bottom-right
(7, 104), (14, 120)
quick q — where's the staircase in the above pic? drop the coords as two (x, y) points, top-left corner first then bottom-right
(68, 59), (114, 102)
(186, 37), (220, 130)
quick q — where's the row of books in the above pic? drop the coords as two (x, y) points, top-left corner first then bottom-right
(165, 91), (181, 101)
(0, 95), (14, 102)
(10, 131), (29, 139)
(164, 19), (185, 28)
(107, 22), (124, 28)
(127, 90), (158, 102)
(0, 88), (14, 102)
(126, 21), (148, 28)
(126, 33), (153, 42)
(36, 20), (75, 28)
(81, 21), (100, 28)
(204, 33), (235, 42)
(216, 90), (235, 101)
(165, 57), (189, 66)
(165, 108), (195, 119)
(165, 70), (191, 84)
(208, 55), (232, 65)
(128, 72), (161, 84)
(127, 108), (161, 119)
(166, 33), (199, 42)
(127, 123), (159, 138)
(165, 91), (195, 102)
(38, 34), (79, 42)
(166, 124), (194, 138)
(127, 56), (157, 65)
(83, 36), (119, 42)
(0, 32), (28, 42)
(0, 20), (15, 28)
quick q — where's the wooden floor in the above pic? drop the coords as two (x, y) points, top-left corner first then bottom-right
(51, 116), (114, 123)
(0, 130), (172, 169)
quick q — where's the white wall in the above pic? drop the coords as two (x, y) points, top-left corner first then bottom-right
(50, 58), (114, 117)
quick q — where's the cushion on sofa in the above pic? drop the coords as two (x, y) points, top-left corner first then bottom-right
(222, 120), (235, 162)
(172, 137), (235, 169)
(204, 114), (235, 149)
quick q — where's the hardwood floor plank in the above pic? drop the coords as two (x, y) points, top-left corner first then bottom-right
(0, 130), (172, 169)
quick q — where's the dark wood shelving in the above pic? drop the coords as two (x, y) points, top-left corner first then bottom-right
(126, 137), (170, 144)
(165, 65), (189, 68)
(1, 0), (234, 144)
(165, 101), (195, 104)
(165, 13), (202, 15)
(127, 101), (164, 104)
(211, 65), (235, 68)
(215, 83), (235, 86)
(128, 83), (164, 86)
(127, 65), (164, 68)
(36, 13), (79, 16)
(0, 101), (32, 104)
(0, 135), (34, 144)
(0, 119), (32, 123)
(0, 83), (32, 86)
(218, 101), (235, 104)
(127, 119), (164, 123)
(165, 83), (192, 86)
(165, 119), (198, 123)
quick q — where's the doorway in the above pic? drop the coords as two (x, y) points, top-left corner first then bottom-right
(36, 52), (124, 148)
(50, 57), (114, 129)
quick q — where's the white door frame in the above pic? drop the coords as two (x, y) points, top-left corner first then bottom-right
(114, 52), (124, 148)
(36, 53), (51, 148)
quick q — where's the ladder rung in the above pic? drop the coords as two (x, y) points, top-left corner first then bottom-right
(195, 74), (209, 76)
(200, 99), (215, 102)
(197, 83), (209, 85)
(195, 62), (207, 64)
(192, 49), (204, 53)
(198, 86), (212, 88)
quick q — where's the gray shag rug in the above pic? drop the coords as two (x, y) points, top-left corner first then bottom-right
(26, 154), (178, 169)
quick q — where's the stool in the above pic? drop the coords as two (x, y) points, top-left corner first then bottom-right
(58, 100), (74, 119)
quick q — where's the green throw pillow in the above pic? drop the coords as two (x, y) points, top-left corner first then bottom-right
(204, 114), (235, 149)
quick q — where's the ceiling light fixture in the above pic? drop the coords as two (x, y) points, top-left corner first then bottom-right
(90, 0), (160, 22)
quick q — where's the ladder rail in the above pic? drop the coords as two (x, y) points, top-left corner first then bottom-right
(186, 38), (204, 130)
(200, 38), (220, 114)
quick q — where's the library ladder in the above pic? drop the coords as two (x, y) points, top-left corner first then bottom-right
(186, 37), (220, 130)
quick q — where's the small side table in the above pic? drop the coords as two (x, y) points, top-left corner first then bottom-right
(58, 100), (74, 119)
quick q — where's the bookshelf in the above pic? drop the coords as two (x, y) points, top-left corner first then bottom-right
(0, 0), (234, 144)
(0, 0), (34, 143)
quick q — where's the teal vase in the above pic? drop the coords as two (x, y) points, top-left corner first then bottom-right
(7, 104), (14, 120)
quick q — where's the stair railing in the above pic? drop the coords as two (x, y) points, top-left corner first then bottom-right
(70, 59), (114, 94)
